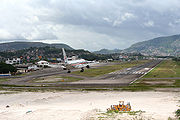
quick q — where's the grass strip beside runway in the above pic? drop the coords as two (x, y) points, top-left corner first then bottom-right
(143, 60), (180, 78)
(72, 60), (150, 77)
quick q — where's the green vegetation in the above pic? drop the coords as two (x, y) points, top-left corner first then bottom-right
(125, 34), (180, 56)
(175, 109), (180, 120)
(0, 46), (114, 62)
(144, 60), (180, 78)
(106, 110), (144, 115)
(0, 91), (19, 94)
(0, 62), (17, 73)
(122, 85), (153, 91)
(174, 79), (180, 86)
(173, 57), (180, 62)
(0, 42), (73, 52)
(72, 60), (150, 77)
(93, 48), (122, 54)
(94, 110), (145, 120)
(0, 78), (10, 83)
(1, 60), (180, 92)
(124, 78), (180, 91)
(124, 60), (180, 91)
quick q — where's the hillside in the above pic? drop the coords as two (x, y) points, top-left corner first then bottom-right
(94, 49), (122, 54)
(124, 34), (180, 56)
(0, 46), (112, 61)
(0, 42), (73, 51)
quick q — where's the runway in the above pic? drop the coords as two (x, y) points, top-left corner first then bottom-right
(1, 60), (161, 88)
(70, 60), (161, 86)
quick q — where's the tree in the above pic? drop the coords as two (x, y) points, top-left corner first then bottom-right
(0, 62), (17, 74)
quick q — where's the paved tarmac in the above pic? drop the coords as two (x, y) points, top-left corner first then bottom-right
(1, 60), (162, 88)
(72, 60), (161, 85)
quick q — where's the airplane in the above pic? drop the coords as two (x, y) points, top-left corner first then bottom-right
(37, 60), (66, 69)
(62, 48), (96, 71)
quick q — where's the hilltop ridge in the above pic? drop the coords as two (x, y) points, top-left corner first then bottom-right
(123, 34), (180, 56)
(0, 42), (73, 51)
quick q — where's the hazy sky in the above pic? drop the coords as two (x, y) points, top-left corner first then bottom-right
(0, 0), (180, 50)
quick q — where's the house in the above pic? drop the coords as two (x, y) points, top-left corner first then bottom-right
(37, 60), (49, 67)
(5, 58), (21, 65)
(28, 65), (40, 71)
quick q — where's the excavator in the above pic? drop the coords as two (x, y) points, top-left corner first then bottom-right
(107, 101), (131, 112)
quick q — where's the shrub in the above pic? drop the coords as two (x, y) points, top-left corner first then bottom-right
(175, 109), (180, 120)
(0, 62), (17, 73)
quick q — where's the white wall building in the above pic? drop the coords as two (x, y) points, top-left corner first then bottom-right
(37, 60), (49, 67)
(5, 58), (21, 65)
(28, 65), (39, 71)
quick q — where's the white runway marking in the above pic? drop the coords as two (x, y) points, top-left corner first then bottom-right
(109, 71), (146, 75)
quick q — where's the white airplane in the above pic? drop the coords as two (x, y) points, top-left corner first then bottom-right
(62, 48), (95, 68)
(37, 60), (65, 68)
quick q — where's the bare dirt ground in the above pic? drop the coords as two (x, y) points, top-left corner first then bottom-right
(0, 91), (179, 120)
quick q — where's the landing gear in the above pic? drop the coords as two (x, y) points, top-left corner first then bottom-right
(86, 65), (90, 68)
(67, 69), (71, 73)
(80, 67), (84, 72)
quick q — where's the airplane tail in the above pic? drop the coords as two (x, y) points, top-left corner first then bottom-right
(62, 48), (68, 63)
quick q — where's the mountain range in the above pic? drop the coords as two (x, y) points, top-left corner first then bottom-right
(93, 49), (122, 54)
(0, 34), (180, 56)
(0, 42), (73, 51)
(124, 34), (180, 56)
(95, 34), (180, 56)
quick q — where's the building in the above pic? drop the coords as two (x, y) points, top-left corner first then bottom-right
(5, 58), (21, 65)
(28, 65), (39, 71)
(37, 60), (49, 67)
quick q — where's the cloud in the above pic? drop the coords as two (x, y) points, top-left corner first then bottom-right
(25, 16), (39, 24)
(0, 0), (180, 50)
(103, 17), (112, 23)
(144, 20), (154, 27)
(174, 19), (180, 24)
(113, 13), (136, 27)
(0, 29), (14, 39)
(168, 22), (174, 27)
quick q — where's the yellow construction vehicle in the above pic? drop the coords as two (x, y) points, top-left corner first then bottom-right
(107, 101), (131, 112)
